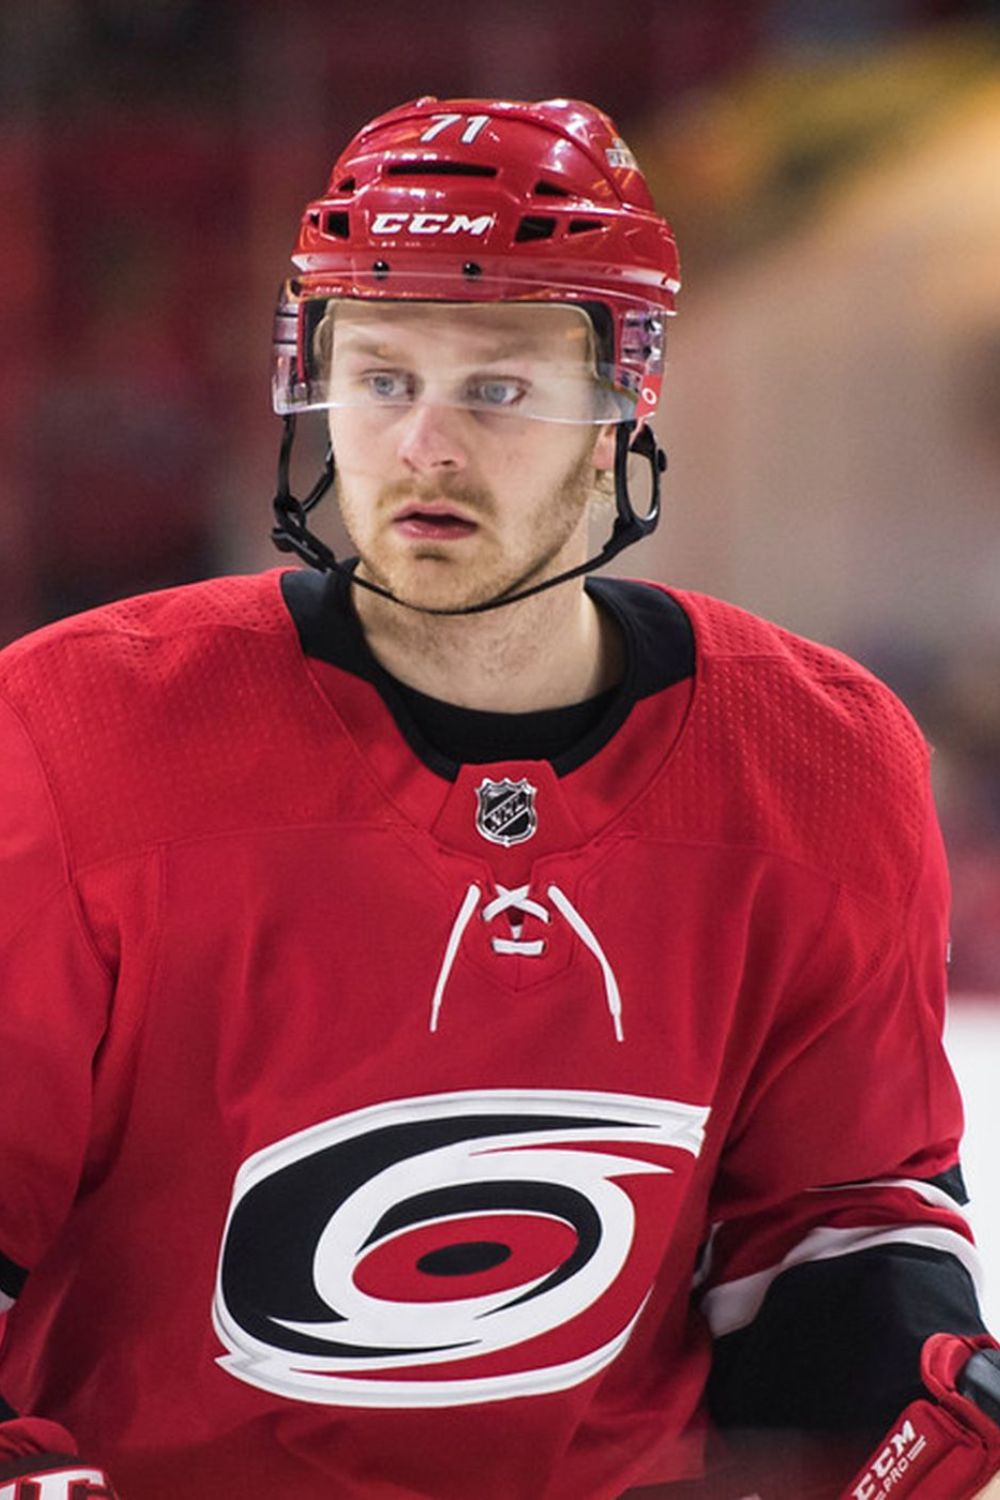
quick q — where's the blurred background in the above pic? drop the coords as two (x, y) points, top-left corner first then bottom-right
(1, 0), (998, 1291)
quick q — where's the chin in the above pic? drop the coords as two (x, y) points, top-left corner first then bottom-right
(370, 551), (502, 614)
(395, 574), (498, 614)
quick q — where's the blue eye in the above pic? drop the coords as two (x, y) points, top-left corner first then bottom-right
(467, 377), (527, 409)
(365, 371), (412, 401)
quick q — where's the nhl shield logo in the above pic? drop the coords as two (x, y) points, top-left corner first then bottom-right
(475, 777), (538, 847)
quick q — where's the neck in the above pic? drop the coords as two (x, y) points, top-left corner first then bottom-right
(352, 574), (624, 712)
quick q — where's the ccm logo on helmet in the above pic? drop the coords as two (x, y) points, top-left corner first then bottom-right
(370, 211), (495, 237)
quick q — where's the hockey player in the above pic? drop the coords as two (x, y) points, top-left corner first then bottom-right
(1, 96), (999, 1500)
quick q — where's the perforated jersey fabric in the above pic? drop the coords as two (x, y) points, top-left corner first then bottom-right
(0, 570), (979, 1500)
(630, 588), (930, 910)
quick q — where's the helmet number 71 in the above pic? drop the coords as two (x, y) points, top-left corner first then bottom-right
(419, 113), (490, 144)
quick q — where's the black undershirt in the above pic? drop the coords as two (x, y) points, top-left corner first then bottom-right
(389, 677), (620, 764)
(281, 562), (696, 776)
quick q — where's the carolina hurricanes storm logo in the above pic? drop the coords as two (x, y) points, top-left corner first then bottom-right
(212, 1088), (709, 1407)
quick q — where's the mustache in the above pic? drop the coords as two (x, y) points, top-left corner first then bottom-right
(377, 476), (497, 520)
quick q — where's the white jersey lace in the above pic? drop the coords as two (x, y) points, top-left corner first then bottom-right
(429, 882), (624, 1042)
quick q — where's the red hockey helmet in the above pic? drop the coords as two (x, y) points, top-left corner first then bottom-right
(272, 96), (680, 427)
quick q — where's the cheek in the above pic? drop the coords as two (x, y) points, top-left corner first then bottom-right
(538, 431), (600, 496)
(329, 408), (398, 472)
(330, 421), (404, 553)
(483, 425), (591, 481)
(328, 413), (367, 469)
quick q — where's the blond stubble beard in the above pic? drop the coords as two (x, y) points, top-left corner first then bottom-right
(333, 444), (602, 617)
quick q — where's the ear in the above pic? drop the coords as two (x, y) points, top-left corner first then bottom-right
(592, 422), (618, 471)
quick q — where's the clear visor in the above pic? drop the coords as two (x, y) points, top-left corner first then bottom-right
(273, 282), (666, 426)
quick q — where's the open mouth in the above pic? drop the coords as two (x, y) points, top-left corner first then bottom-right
(393, 504), (479, 541)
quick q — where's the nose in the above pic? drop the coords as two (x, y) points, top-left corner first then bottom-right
(395, 401), (467, 474)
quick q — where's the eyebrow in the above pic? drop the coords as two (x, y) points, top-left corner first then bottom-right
(334, 331), (553, 364)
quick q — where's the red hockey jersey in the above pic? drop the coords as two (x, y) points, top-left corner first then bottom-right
(0, 570), (980, 1498)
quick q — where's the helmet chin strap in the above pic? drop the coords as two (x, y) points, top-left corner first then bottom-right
(270, 415), (666, 618)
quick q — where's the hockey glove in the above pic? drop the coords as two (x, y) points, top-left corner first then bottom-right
(0, 1418), (121, 1499)
(0, 1462), (120, 1499)
(837, 1332), (1000, 1500)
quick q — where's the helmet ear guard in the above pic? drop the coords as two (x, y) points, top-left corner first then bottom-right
(270, 414), (666, 617)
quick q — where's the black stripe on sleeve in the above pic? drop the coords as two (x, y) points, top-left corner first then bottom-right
(929, 1162), (970, 1206)
(825, 1164), (969, 1208)
(0, 1250), (26, 1303)
(707, 1244), (987, 1435)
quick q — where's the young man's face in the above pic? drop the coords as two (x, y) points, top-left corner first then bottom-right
(325, 301), (615, 613)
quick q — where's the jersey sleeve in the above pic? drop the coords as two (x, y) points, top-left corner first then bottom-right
(0, 693), (113, 1458)
(700, 772), (988, 1442)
